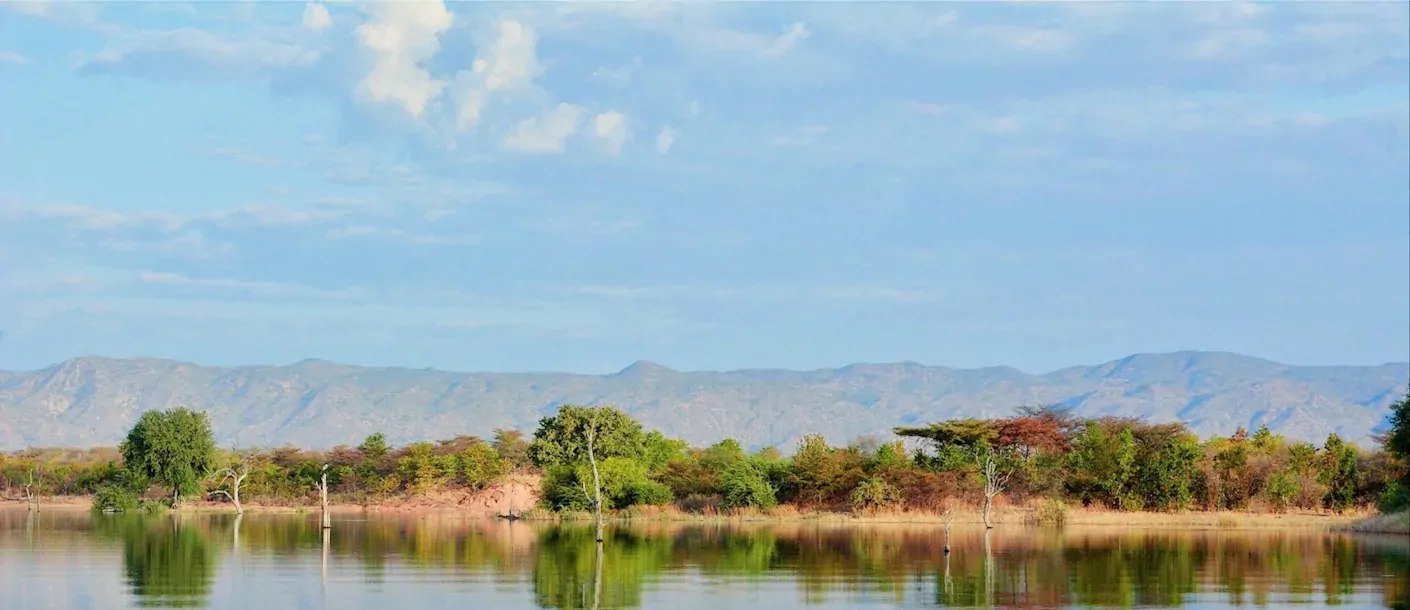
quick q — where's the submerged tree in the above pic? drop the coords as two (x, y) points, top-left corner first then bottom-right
(207, 454), (250, 514)
(120, 408), (217, 508)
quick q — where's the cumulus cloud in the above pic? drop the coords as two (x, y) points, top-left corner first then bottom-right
(767, 22), (811, 55)
(451, 18), (542, 133)
(593, 111), (630, 155)
(502, 103), (583, 153)
(354, 1), (454, 120)
(656, 127), (679, 154)
(302, 3), (332, 32)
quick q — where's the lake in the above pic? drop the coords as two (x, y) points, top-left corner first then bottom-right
(1, 508), (1405, 609)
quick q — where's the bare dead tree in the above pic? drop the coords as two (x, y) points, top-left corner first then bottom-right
(585, 407), (605, 543)
(942, 505), (956, 554)
(23, 467), (39, 512)
(318, 464), (331, 530)
(976, 447), (1014, 530)
(207, 457), (250, 514)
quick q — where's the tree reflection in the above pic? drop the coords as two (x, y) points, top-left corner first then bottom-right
(36, 512), (1405, 610)
(95, 516), (217, 608)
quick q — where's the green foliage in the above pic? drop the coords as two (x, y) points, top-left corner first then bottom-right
(397, 442), (457, 494)
(119, 407), (217, 506)
(458, 442), (505, 490)
(1067, 423), (1136, 507)
(700, 438), (746, 473)
(1034, 498), (1068, 526)
(1136, 432), (1201, 511)
(1377, 481), (1410, 513)
(627, 480), (674, 506)
(359, 433), (389, 462)
(1386, 392), (1410, 487)
(491, 429), (532, 470)
(641, 431), (689, 474)
(788, 434), (865, 506)
(92, 485), (140, 513)
(849, 477), (900, 513)
(1265, 470), (1298, 512)
(529, 405), (645, 469)
(721, 460), (778, 509)
(1319, 433), (1359, 512)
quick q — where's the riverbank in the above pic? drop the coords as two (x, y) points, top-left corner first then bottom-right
(7, 496), (1369, 531)
(1339, 511), (1410, 535)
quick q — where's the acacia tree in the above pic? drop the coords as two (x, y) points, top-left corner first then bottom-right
(120, 408), (217, 508)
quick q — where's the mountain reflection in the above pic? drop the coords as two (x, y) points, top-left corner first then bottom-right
(4, 510), (1405, 609)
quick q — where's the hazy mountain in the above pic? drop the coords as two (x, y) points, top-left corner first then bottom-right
(0, 351), (1405, 451)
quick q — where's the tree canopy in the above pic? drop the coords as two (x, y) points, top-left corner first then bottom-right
(529, 405), (645, 469)
(119, 408), (217, 506)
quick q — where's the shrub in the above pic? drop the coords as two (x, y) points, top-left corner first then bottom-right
(849, 477), (900, 513)
(627, 480), (673, 506)
(1033, 498), (1068, 526)
(1265, 470), (1298, 513)
(721, 461), (778, 509)
(1378, 481), (1410, 514)
(458, 443), (505, 490)
(92, 485), (139, 513)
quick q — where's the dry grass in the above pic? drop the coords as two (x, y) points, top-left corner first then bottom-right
(1339, 511), (1410, 535)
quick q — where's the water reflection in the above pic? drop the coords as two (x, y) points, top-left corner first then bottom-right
(0, 509), (1405, 609)
(94, 516), (218, 608)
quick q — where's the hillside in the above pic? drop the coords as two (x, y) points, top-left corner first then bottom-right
(0, 351), (1404, 451)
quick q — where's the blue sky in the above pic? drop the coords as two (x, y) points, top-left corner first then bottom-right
(0, 1), (1407, 374)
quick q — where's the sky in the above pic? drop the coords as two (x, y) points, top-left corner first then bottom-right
(0, 0), (1407, 375)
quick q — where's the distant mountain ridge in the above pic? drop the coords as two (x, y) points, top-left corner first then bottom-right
(0, 351), (1405, 451)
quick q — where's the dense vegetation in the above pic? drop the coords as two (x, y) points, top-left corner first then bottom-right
(2, 395), (1406, 516)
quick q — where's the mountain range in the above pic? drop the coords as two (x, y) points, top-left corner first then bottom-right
(0, 351), (1405, 451)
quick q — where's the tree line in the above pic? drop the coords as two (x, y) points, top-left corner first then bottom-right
(2, 393), (1407, 517)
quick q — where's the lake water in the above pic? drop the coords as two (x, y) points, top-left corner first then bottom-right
(1, 508), (1405, 609)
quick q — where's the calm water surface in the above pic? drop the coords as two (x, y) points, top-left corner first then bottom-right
(1, 508), (1405, 609)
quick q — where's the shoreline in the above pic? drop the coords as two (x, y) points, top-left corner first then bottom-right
(4, 496), (1374, 530)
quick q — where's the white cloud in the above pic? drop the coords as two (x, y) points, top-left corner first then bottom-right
(452, 18), (542, 132)
(0, 51), (24, 64)
(502, 103), (583, 153)
(767, 22), (811, 55)
(656, 127), (679, 154)
(78, 29), (320, 81)
(354, 1), (454, 120)
(302, 3), (332, 32)
(594, 111), (630, 155)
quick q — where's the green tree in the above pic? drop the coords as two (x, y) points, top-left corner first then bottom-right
(492, 429), (532, 470)
(529, 405), (645, 468)
(359, 433), (389, 462)
(119, 408), (217, 507)
(721, 460), (778, 509)
(1385, 391), (1409, 487)
(1319, 433), (1359, 512)
(459, 442), (505, 490)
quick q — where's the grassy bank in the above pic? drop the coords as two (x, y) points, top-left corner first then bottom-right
(1339, 511), (1410, 535)
(8, 494), (1371, 530)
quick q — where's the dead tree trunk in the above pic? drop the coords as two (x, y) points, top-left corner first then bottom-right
(586, 408), (604, 543)
(977, 448), (1012, 530)
(23, 467), (38, 512)
(943, 506), (955, 554)
(319, 464), (331, 529)
(592, 538), (604, 610)
(209, 461), (249, 514)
